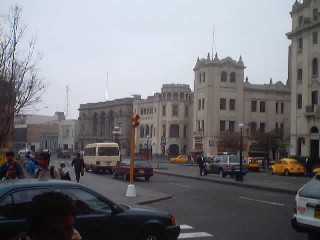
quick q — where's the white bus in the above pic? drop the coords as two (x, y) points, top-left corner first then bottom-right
(83, 142), (120, 173)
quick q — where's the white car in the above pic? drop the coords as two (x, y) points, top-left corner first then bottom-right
(292, 176), (320, 240)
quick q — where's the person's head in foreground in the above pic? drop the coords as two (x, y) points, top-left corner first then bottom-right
(29, 191), (78, 240)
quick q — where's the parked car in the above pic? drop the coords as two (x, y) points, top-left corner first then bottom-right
(113, 159), (154, 181)
(0, 179), (180, 240)
(206, 154), (247, 178)
(271, 158), (305, 176)
(291, 176), (320, 240)
(170, 155), (188, 164)
(247, 157), (260, 172)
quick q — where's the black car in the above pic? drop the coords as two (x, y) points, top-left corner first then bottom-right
(0, 179), (180, 240)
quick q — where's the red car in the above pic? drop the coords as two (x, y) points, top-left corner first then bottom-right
(113, 159), (154, 181)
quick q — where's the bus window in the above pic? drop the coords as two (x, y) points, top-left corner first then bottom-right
(84, 148), (96, 156)
(98, 147), (119, 156)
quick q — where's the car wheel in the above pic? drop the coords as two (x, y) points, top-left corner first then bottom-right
(145, 176), (150, 182)
(284, 169), (290, 176)
(112, 172), (118, 179)
(139, 229), (163, 240)
(219, 169), (225, 178)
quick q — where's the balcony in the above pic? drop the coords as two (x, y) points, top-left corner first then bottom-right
(305, 105), (320, 118)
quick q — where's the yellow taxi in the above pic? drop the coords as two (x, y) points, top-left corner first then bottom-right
(170, 155), (188, 164)
(271, 158), (306, 176)
(247, 157), (260, 172)
(312, 166), (320, 176)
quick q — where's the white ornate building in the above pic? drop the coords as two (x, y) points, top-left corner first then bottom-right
(193, 53), (291, 156)
(288, 0), (320, 165)
(133, 84), (193, 156)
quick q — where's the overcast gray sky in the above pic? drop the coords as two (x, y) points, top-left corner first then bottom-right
(1, 0), (294, 118)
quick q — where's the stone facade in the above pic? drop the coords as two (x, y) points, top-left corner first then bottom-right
(193, 53), (291, 156)
(78, 97), (138, 156)
(133, 84), (193, 156)
(58, 119), (79, 151)
(287, 0), (320, 165)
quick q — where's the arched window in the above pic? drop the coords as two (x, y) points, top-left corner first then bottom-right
(100, 112), (106, 136)
(92, 113), (98, 136)
(145, 125), (150, 137)
(169, 124), (180, 138)
(140, 125), (145, 138)
(230, 72), (236, 83)
(221, 71), (227, 82)
(150, 125), (153, 138)
(312, 58), (318, 76)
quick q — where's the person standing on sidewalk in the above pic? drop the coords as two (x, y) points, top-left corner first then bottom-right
(36, 152), (58, 180)
(72, 153), (84, 183)
(0, 151), (24, 180)
(197, 153), (206, 176)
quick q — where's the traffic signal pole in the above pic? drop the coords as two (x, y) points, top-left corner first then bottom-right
(130, 126), (135, 184)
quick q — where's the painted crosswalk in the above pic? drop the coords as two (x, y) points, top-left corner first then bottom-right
(178, 224), (213, 239)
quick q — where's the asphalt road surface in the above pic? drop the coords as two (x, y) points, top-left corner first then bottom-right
(65, 166), (307, 240)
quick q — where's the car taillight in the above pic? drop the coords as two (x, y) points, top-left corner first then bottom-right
(170, 216), (176, 225)
(297, 206), (306, 214)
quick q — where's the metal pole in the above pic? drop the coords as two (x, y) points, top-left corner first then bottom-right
(239, 127), (243, 181)
(130, 127), (135, 184)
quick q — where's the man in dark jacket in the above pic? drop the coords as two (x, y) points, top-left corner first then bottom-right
(71, 153), (84, 183)
(197, 153), (206, 176)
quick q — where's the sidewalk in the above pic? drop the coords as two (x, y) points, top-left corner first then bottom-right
(53, 158), (172, 206)
(153, 162), (310, 195)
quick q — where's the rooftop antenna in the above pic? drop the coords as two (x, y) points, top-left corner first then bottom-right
(65, 85), (70, 119)
(212, 25), (217, 58)
(105, 72), (109, 101)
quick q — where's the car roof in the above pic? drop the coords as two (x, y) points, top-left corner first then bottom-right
(85, 142), (119, 148)
(281, 158), (297, 163)
(0, 179), (82, 196)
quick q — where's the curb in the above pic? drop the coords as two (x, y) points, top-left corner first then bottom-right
(137, 195), (173, 205)
(154, 171), (298, 195)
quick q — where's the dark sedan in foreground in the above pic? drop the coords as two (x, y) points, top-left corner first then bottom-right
(113, 159), (154, 181)
(0, 179), (180, 240)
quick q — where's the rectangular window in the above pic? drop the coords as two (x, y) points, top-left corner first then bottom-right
(220, 98), (226, 110)
(276, 102), (278, 113)
(220, 120), (226, 132)
(313, 32), (318, 44)
(202, 98), (205, 110)
(198, 99), (201, 111)
(251, 100), (257, 112)
(260, 122), (266, 133)
(275, 122), (279, 131)
(297, 94), (303, 109)
(229, 99), (236, 111)
(299, 16), (303, 26)
(162, 105), (166, 116)
(250, 122), (257, 135)
(298, 38), (303, 50)
(201, 120), (205, 132)
(202, 72), (206, 83)
(185, 106), (189, 117)
(260, 101), (266, 113)
(314, 8), (318, 21)
(280, 123), (284, 133)
(197, 120), (201, 132)
(312, 91), (318, 105)
(297, 68), (303, 82)
(162, 124), (166, 137)
(199, 72), (202, 83)
(229, 121), (235, 132)
(172, 104), (179, 117)
(183, 125), (187, 138)
(281, 102), (284, 114)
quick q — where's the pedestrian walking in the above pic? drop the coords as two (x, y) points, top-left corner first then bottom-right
(72, 153), (84, 183)
(36, 152), (58, 180)
(58, 162), (71, 181)
(0, 151), (24, 180)
(197, 154), (206, 176)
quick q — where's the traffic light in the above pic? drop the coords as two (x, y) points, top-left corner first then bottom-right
(132, 114), (140, 128)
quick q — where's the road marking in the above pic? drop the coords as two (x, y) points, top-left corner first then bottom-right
(170, 183), (190, 189)
(240, 196), (285, 207)
(180, 224), (193, 230)
(179, 232), (213, 239)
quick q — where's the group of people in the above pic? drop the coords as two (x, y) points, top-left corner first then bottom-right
(0, 151), (85, 182)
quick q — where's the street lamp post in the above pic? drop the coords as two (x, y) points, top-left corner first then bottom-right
(237, 123), (245, 182)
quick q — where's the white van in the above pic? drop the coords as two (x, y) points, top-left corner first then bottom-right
(83, 142), (120, 173)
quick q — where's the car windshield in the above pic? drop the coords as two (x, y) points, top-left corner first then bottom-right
(229, 155), (239, 163)
(121, 159), (151, 167)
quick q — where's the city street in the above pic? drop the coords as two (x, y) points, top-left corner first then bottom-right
(67, 163), (307, 240)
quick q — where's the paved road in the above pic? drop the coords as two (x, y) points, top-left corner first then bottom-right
(78, 170), (307, 240)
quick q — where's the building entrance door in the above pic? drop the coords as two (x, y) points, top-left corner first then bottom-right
(310, 127), (320, 165)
